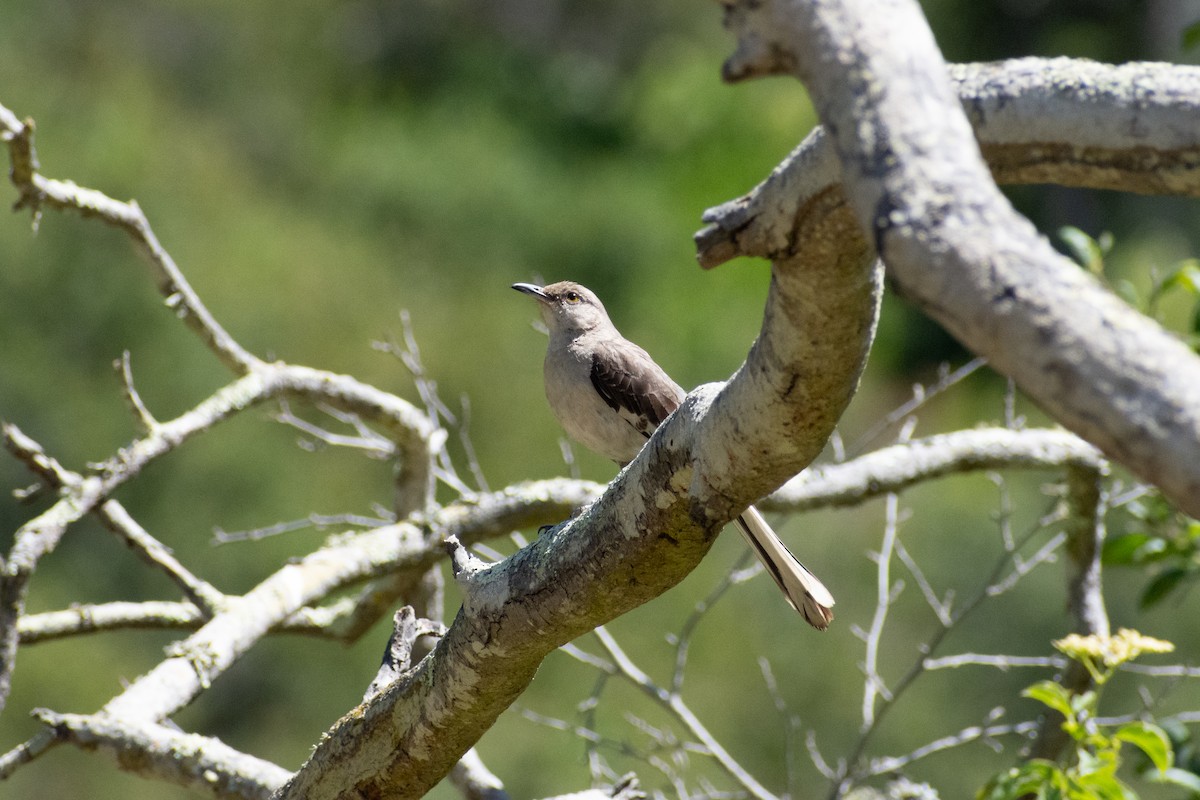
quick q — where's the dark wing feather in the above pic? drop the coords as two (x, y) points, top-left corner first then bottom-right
(589, 340), (685, 439)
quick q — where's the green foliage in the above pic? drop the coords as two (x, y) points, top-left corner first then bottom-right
(980, 630), (1191, 800)
(1184, 21), (1200, 53)
(1104, 489), (1200, 610)
(1059, 226), (1200, 349)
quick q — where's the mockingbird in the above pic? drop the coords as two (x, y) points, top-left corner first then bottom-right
(513, 280), (834, 630)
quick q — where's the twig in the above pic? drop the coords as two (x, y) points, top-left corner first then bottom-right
(115, 350), (158, 431)
(670, 550), (752, 694)
(922, 654), (1066, 671)
(759, 657), (806, 796)
(97, 500), (226, 612)
(0, 729), (58, 780)
(212, 511), (391, 545)
(805, 730), (841, 783)
(592, 626), (779, 800)
(456, 393), (490, 493)
(1, 103), (260, 374)
(866, 717), (1039, 775)
(848, 358), (987, 456)
(893, 537), (952, 625)
(860, 493), (902, 728)
(273, 399), (395, 459)
(1121, 664), (1200, 678)
(766, 427), (1102, 512)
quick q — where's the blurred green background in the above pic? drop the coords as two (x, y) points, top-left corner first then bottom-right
(2, 1), (1199, 798)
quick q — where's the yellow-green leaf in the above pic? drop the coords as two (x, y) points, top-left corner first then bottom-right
(1023, 681), (1074, 717)
(1114, 721), (1172, 773)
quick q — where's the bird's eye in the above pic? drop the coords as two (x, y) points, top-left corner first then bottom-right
(565, 291), (581, 304)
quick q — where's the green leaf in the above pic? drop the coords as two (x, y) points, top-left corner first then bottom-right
(1172, 261), (1200, 294)
(1074, 769), (1133, 800)
(1102, 533), (1152, 565)
(1059, 226), (1106, 275)
(1024, 681), (1075, 717)
(1141, 567), (1190, 608)
(1076, 746), (1113, 777)
(1152, 260), (1200, 299)
(979, 760), (1064, 800)
(1184, 20), (1200, 51)
(1070, 690), (1097, 716)
(1115, 721), (1173, 773)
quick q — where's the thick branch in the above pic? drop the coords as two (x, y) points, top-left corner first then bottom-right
(277, 136), (882, 800)
(697, 58), (1200, 268)
(710, 15), (1200, 517)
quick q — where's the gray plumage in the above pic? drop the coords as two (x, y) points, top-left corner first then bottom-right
(514, 280), (835, 630)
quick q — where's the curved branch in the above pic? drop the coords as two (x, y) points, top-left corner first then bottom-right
(697, 58), (1200, 268)
(762, 427), (1102, 511)
(708, 15), (1200, 517)
(0, 104), (259, 374)
(277, 115), (884, 800)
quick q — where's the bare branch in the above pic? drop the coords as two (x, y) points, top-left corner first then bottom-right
(866, 717), (1039, 776)
(115, 350), (158, 431)
(33, 709), (290, 799)
(18, 601), (204, 644)
(764, 428), (1102, 512)
(96, 500), (227, 613)
(922, 654), (1066, 671)
(272, 399), (395, 460)
(591, 627), (779, 800)
(449, 749), (509, 800)
(0, 730), (57, 781)
(364, 607), (447, 702)
(848, 358), (987, 456)
(834, 490), (1068, 795)
(0, 103), (260, 373)
(860, 493), (902, 729)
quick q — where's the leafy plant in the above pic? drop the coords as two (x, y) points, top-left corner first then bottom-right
(1104, 491), (1200, 609)
(1059, 226), (1200, 350)
(979, 629), (1198, 799)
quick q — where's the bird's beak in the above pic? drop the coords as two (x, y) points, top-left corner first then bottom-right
(512, 282), (550, 302)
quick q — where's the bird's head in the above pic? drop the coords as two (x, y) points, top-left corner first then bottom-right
(512, 281), (611, 336)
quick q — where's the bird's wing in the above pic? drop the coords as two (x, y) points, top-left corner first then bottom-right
(589, 339), (685, 439)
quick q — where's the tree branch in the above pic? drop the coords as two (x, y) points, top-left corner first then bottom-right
(276, 80), (885, 796)
(704, 18), (1200, 517)
(764, 427), (1102, 511)
(32, 710), (290, 799)
(697, 58), (1200, 270)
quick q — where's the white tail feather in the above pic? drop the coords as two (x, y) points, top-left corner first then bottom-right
(733, 506), (835, 631)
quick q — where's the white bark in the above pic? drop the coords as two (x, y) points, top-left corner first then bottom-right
(710, 4), (1200, 517)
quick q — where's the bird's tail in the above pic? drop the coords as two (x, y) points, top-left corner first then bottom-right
(733, 506), (835, 631)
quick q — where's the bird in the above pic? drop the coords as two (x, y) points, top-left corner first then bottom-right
(513, 280), (834, 630)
